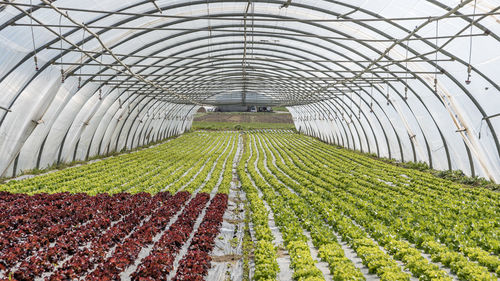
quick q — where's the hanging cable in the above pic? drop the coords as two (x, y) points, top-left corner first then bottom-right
(58, 13), (64, 83)
(386, 71), (390, 106)
(370, 73), (374, 113)
(78, 27), (85, 89)
(98, 51), (103, 98)
(358, 92), (361, 118)
(434, 20), (439, 93)
(386, 83), (390, 106)
(478, 119), (484, 139)
(29, 0), (38, 71)
(466, 0), (477, 85)
(404, 38), (409, 100)
(206, 0), (213, 66)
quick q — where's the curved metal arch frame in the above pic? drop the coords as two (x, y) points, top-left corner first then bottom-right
(0, 7), (492, 145)
(0, 0), (494, 179)
(72, 38), (392, 158)
(90, 35), (438, 167)
(48, 18), (491, 169)
(3, 3), (494, 111)
(128, 39), (435, 165)
(57, 6), (500, 175)
(92, 42), (402, 163)
(20, 32), (460, 174)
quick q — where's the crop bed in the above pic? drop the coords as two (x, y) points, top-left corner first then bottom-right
(0, 191), (227, 281)
(0, 131), (498, 281)
(0, 132), (237, 281)
(0, 131), (238, 195)
(240, 131), (499, 281)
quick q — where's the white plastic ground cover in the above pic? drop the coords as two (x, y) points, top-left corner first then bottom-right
(205, 133), (245, 281)
(248, 134), (294, 281)
(254, 134), (334, 281)
(205, 183), (245, 281)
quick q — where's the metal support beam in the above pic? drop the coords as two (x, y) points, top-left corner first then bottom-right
(11, 23), (489, 42)
(149, 0), (162, 13)
(34, 0), (200, 105)
(1, 2), (497, 23)
(44, 47), (455, 64)
(56, 62), (441, 75)
(297, 0), (474, 103)
(0, 105), (11, 112)
(483, 112), (500, 120)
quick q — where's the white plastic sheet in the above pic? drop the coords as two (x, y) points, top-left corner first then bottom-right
(0, 0), (497, 181)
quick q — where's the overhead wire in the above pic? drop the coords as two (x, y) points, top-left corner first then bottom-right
(78, 28), (85, 89)
(434, 19), (439, 93)
(59, 13), (64, 83)
(466, 0), (478, 84)
(29, 0), (38, 71)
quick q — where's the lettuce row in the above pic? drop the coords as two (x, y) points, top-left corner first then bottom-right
(265, 131), (498, 280)
(238, 135), (279, 280)
(253, 133), (365, 281)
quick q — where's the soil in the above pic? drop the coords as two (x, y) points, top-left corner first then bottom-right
(277, 248), (288, 258)
(194, 112), (293, 124)
(229, 197), (245, 204)
(211, 254), (244, 263)
(225, 218), (245, 224)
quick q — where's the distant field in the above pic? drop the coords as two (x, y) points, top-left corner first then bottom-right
(192, 112), (294, 130)
(192, 121), (295, 130)
(194, 112), (293, 123)
(272, 106), (289, 112)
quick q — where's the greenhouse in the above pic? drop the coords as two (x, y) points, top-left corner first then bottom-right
(0, 1), (498, 280)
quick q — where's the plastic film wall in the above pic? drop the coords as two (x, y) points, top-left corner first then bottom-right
(0, 0), (498, 181)
(0, 54), (197, 177)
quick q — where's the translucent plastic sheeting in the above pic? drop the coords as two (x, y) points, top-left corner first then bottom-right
(0, 0), (498, 181)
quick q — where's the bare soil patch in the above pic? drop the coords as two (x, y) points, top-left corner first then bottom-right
(194, 112), (293, 124)
(211, 254), (244, 263)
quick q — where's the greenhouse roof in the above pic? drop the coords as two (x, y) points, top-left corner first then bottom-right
(0, 0), (499, 181)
